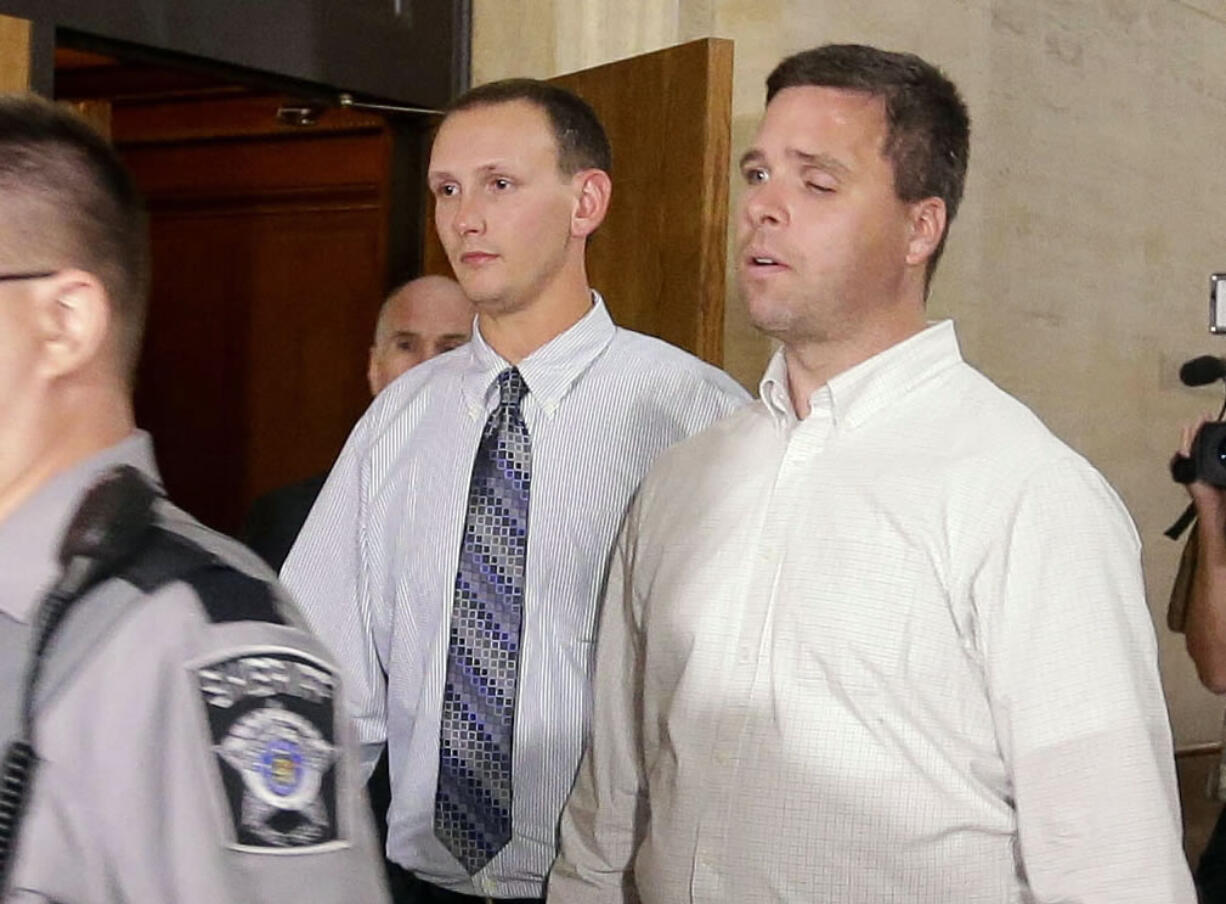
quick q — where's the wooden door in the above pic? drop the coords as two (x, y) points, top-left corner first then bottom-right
(424, 38), (734, 365)
(110, 96), (396, 533)
(0, 14), (31, 91)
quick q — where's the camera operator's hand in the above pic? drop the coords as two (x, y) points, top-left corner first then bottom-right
(1181, 418), (1226, 533)
(1180, 417), (1226, 692)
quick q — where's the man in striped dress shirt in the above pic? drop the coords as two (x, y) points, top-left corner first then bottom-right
(281, 78), (748, 903)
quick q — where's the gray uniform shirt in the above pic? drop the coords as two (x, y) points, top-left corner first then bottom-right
(0, 432), (389, 903)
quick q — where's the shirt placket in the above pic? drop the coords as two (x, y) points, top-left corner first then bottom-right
(690, 405), (833, 901)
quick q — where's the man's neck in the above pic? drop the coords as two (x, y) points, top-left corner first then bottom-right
(0, 393), (135, 524)
(784, 314), (926, 419)
(479, 278), (594, 366)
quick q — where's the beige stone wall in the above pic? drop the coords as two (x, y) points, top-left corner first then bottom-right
(471, 0), (1226, 748)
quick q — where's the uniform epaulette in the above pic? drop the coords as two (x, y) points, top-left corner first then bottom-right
(122, 528), (285, 626)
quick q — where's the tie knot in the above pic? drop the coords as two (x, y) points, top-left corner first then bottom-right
(496, 367), (528, 410)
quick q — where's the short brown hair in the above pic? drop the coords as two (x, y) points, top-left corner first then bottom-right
(0, 94), (150, 380)
(767, 44), (970, 288)
(443, 78), (612, 176)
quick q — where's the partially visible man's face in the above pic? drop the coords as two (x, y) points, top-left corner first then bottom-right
(736, 85), (916, 346)
(367, 276), (475, 395)
(0, 255), (48, 497)
(427, 99), (577, 316)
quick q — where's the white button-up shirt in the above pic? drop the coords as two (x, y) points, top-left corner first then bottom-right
(551, 320), (1194, 904)
(282, 297), (748, 898)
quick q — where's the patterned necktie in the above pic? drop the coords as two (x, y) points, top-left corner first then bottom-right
(435, 367), (531, 875)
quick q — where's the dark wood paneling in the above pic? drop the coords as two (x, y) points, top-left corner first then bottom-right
(122, 131), (388, 197)
(125, 121), (392, 533)
(111, 94), (386, 144)
(61, 97), (110, 138)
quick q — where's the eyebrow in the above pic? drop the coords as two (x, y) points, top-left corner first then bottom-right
(427, 162), (510, 181)
(739, 148), (765, 170)
(377, 329), (416, 346)
(738, 147), (852, 178)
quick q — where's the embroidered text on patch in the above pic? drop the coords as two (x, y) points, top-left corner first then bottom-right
(196, 652), (341, 850)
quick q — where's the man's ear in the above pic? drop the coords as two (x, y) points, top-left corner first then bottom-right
(570, 169), (612, 239)
(33, 269), (111, 380)
(904, 197), (947, 268)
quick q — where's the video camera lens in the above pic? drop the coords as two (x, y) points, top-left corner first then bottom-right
(1192, 422), (1226, 487)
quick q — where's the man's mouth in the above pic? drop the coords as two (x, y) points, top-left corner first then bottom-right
(745, 251), (787, 269)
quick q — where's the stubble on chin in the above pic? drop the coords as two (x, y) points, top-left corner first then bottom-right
(743, 282), (798, 340)
(465, 282), (535, 321)
(743, 289), (837, 348)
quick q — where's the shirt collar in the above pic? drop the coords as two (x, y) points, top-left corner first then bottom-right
(758, 320), (964, 431)
(759, 346), (799, 428)
(459, 291), (617, 418)
(0, 430), (160, 623)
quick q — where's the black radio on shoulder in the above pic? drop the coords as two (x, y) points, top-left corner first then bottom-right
(1172, 422), (1226, 487)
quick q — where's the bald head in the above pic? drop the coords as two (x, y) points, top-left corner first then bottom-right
(367, 275), (475, 395)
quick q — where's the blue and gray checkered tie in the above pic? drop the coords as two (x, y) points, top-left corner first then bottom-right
(435, 367), (531, 875)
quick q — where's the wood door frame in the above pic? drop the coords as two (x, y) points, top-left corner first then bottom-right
(0, 13), (32, 90)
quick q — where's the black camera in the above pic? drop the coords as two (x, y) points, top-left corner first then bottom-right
(1173, 422), (1226, 487)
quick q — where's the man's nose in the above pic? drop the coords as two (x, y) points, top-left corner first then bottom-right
(741, 179), (787, 228)
(453, 191), (485, 236)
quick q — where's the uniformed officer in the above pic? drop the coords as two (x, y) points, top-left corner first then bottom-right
(0, 94), (390, 902)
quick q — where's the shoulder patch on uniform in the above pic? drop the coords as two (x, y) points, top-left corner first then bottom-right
(185, 565), (285, 625)
(194, 650), (341, 850)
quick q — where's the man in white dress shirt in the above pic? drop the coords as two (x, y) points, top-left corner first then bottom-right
(281, 79), (747, 903)
(549, 44), (1194, 903)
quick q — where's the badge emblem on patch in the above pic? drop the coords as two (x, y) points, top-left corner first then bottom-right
(194, 650), (342, 850)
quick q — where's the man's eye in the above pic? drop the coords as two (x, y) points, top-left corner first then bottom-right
(492, 178), (512, 191)
(436, 183), (458, 198)
(806, 181), (836, 194)
(396, 339), (416, 352)
(743, 167), (768, 185)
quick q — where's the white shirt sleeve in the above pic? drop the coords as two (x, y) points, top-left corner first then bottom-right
(974, 455), (1195, 903)
(281, 414), (390, 778)
(549, 501), (647, 904)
